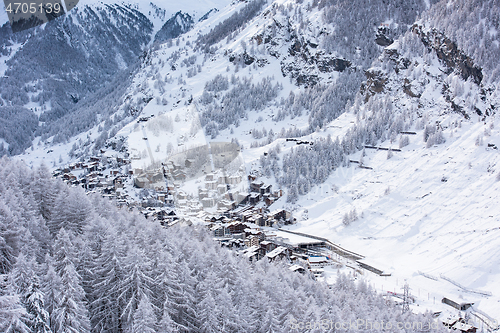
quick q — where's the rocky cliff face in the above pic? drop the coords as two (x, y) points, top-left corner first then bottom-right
(154, 11), (194, 43)
(361, 20), (496, 125)
(412, 24), (483, 85)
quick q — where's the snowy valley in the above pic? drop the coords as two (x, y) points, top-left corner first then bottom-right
(1, 0), (500, 332)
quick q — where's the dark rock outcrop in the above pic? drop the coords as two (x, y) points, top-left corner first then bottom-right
(412, 24), (483, 85)
(199, 8), (218, 22)
(317, 58), (351, 73)
(154, 11), (194, 43)
(375, 26), (394, 47)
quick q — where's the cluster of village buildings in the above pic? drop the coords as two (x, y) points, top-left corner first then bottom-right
(53, 153), (288, 227)
(53, 154), (344, 277)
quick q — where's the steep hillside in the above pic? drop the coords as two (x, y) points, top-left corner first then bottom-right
(274, 0), (500, 321)
(0, 0), (231, 155)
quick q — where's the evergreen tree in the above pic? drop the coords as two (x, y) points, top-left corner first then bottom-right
(118, 246), (155, 331)
(0, 199), (21, 274)
(32, 163), (57, 222)
(89, 228), (124, 333)
(9, 253), (37, 304)
(41, 258), (61, 333)
(52, 229), (91, 333)
(25, 282), (52, 333)
(0, 289), (32, 333)
(131, 295), (156, 333)
(158, 294), (178, 333)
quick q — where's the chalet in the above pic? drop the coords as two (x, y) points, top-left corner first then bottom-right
(218, 238), (243, 248)
(134, 177), (149, 188)
(227, 222), (246, 235)
(249, 193), (260, 205)
(245, 228), (264, 240)
(442, 318), (458, 328)
(199, 190), (209, 200)
(254, 214), (265, 226)
(87, 181), (98, 189)
(264, 195), (275, 206)
(218, 200), (236, 210)
(103, 187), (115, 194)
(241, 212), (253, 223)
(244, 235), (260, 248)
(228, 175), (241, 184)
(260, 184), (272, 195)
(211, 224), (226, 237)
(225, 190), (238, 201)
(87, 163), (99, 172)
(260, 240), (278, 253)
(311, 268), (324, 278)
(217, 184), (226, 195)
(63, 173), (77, 181)
(248, 174), (257, 181)
(171, 162), (182, 170)
(165, 195), (174, 205)
(172, 170), (186, 181)
(268, 209), (287, 221)
(266, 246), (292, 261)
(242, 245), (261, 262)
(159, 210), (176, 221)
(250, 181), (264, 192)
(237, 192), (250, 205)
(289, 264), (306, 274)
(264, 218), (275, 227)
(185, 159), (194, 168)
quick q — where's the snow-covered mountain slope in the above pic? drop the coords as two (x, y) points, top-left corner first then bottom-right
(0, 0), (230, 30)
(8, 0), (500, 322)
(273, 0), (500, 320)
(0, 0), (231, 156)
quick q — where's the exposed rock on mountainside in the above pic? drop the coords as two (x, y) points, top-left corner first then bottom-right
(412, 24), (483, 85)
(154, 11), (194, 43)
